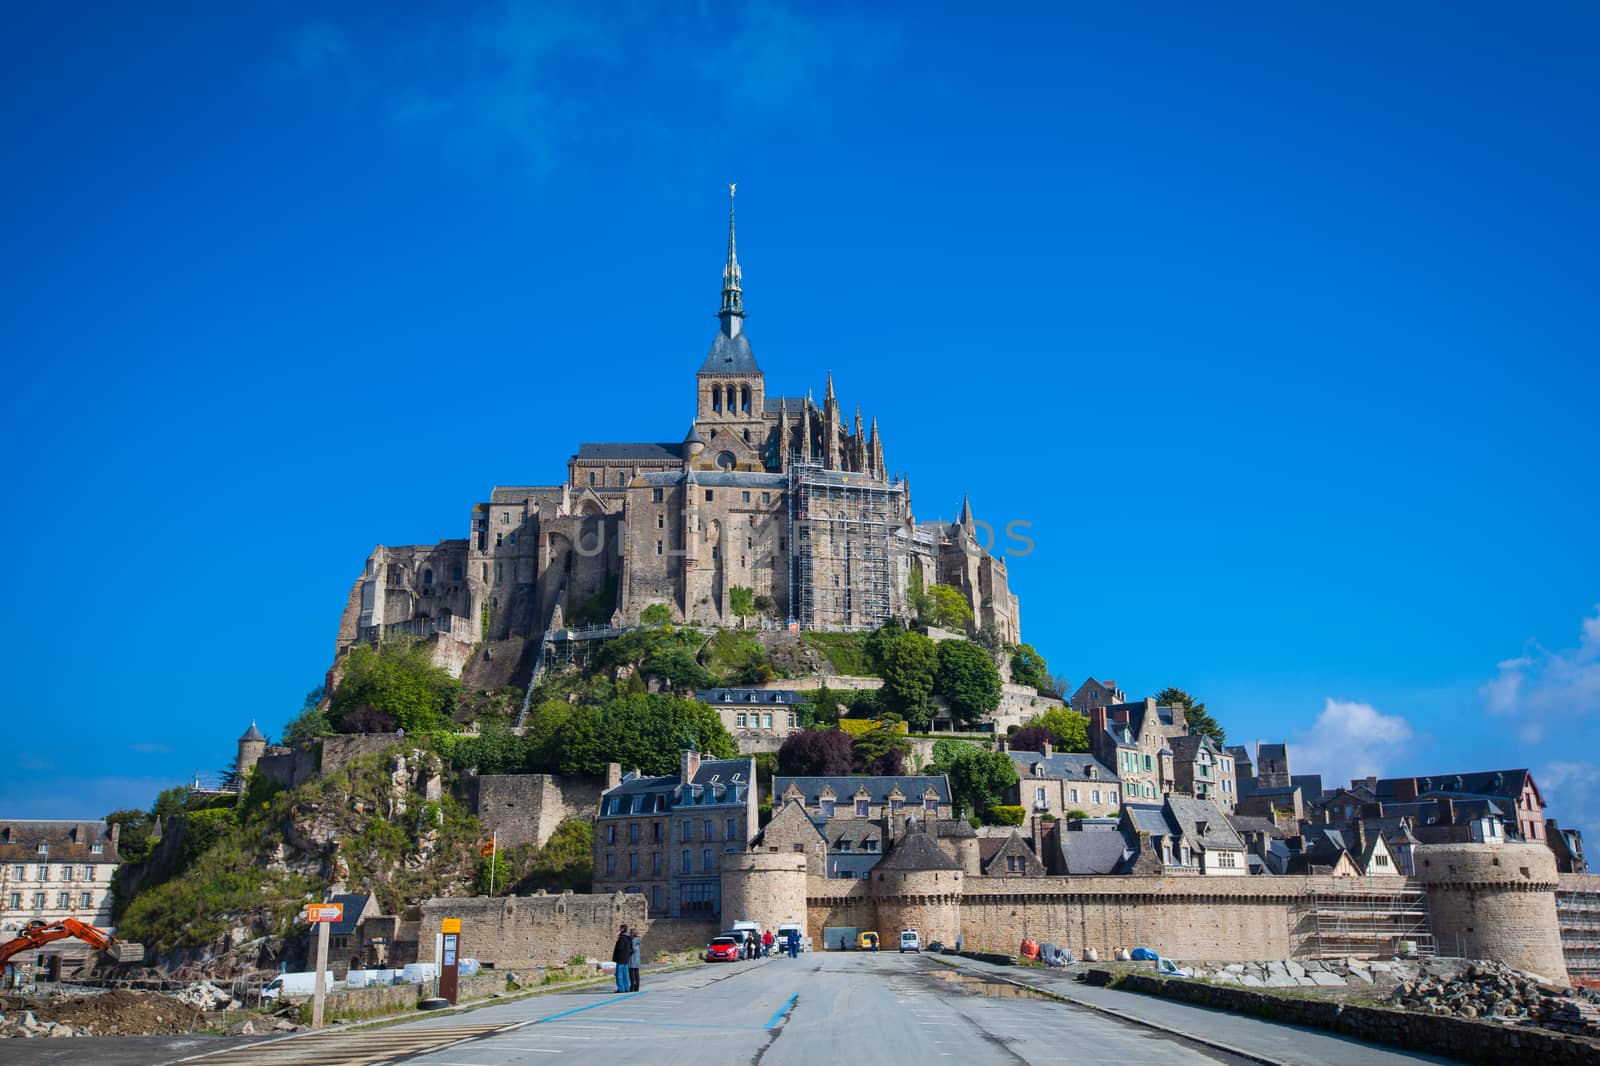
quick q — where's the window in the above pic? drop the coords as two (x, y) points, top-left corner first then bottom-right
(629, 823), (640, 844)
(762, 492), (771, 504)
(36, 845), (47, 855)
(863, 838), (878, 852)
(837, 840), (852, 852)
(726, 818), (739, 841)
(651, 885), (663, 911)
(736, 713), (747, 728)
(1034, 787), (1046, 805)
(855, 799), (869, 817)
(653, 822), (663, 843)
(705, 490), (714, 502)
(656, 540), (664, 555)
(657, 513), (665, 529)
(653, 487), (664, 503)
(12, 865), (24, 881)
(820, 799), (835, 818)
(1217, 851), (1237, 868)
(1068, 788), (1079, 803)
(703, 819), (714, 841)
(605, 854), (616, 875)
(63, 866), (74, 881)
(702, 848), (714, 872)
(1091, 790), (1101, 804)
(762, 713), (773, 728)
(681, 850), (691, 873)
(37, 865), (47, 880)
(681, 882), (716, 916)
(629, 853), (639, 875)
(606, 825), (616, 845)
(652, 851), (663, 875)
(890, 798), (903, 812)
(589, 471), (596, 485)
(681, 822), (692, 842)
(7, 893), (17, 909)
(1109, 790), (1118, 804)
(924, 797), (938, 812)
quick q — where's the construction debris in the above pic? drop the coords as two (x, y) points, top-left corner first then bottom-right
(1388, 960), (1600, 1037)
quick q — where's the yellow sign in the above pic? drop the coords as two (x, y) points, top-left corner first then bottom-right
(306, 903), (344, 923)
(441, 918), (461, 933)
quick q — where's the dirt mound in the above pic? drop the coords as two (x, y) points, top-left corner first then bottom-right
(12, 989), (205, 1036)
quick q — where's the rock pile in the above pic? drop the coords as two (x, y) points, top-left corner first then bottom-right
(0, 989), (205, 1038)
(1185, 957), (1423, 991)
(174, 982), (234, 1010)
(1389, 961), (1600, 1037)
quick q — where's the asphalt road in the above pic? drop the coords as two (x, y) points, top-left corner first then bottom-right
(0, 953), (1463, 1066)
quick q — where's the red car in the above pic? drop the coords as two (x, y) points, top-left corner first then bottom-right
(705, 936), (741, 962)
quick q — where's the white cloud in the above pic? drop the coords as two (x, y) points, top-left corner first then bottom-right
(1481, 604), (1600, 744)
(1292, 698), (1414, 787)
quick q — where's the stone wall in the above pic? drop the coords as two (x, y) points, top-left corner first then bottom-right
(472, 772), (614, 849)
(322, 735), (408, 775)
(1415, 843), (1568, 981)
(1113, 972), (1600, 1065)
(417, 893), (717, 969)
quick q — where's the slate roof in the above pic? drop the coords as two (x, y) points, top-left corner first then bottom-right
(1375, 769), (1534, 803)
(699, 329), (761, 374)
(0, 821), (120, 864)
(876, 831), (960, 871)
(1165, 795), (1245, 851)
(1124, 804), (1172, 835)
(328, 893), (372, 936)
(1059, 830), (1134, 875)
(240, 722), (266, 742)
(774, 776), (951, 806)
(601, 758), (754, 813)
(1226, 814), (1283, 838)
(1006, 751), (1118, 783)
(638, 470), (788, 487)
(489, 485), (561, 504)
(697, 688), (801, 705)
(575, 442), (685, 461)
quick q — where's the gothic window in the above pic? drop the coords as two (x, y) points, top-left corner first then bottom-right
(589, 471), (596, 486)
(422, 568), (434, 585)
(712, 384), (721, 412)
(716, 451), (736, 470)
(452, 565), (463, 581)
(741, 385), (750, 412)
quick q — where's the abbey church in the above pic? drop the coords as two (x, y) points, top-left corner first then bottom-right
(335, 191), (1020, 675)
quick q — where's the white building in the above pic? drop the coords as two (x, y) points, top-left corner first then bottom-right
(0, 820), (122, 935)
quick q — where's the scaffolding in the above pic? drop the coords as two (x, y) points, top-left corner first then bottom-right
(1557, 884), (1600, 986)
(1309, 886), (1436, 959)
(787, 461), (902, 632)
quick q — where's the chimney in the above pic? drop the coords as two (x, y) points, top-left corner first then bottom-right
(1090, 706), (1107, 741)
(1435, 796), (1456, 826)
(1042, 741), (1053, 758)
(1396, 777), (1418, 803)
(1170, 701), (1187, 732)
(606, 762), (623, 790)
(680, 750), (700, 784)
(1352, 819), (1368, 854)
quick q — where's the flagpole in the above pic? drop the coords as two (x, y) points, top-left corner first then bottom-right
(490, 832), (498, 897)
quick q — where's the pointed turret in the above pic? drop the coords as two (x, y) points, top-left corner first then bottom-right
(870, 416), (884, 479)
(777, 396), (789, 472)
(719, 183), (744, 334)
(960, 494), (974, 530)
(824, 371), (840, 469)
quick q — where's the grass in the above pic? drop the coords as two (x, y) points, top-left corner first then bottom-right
(801, 632), (874, 676)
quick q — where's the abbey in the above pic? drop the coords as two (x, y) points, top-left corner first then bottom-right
(336, 190), (1020, 672)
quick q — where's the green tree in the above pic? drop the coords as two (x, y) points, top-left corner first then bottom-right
(1155, 687), (1227, 746)
(478, 851), (513, 895)
(104, 809), (154, 864)
(640, 603), (673, 626)
(729, 586), (756, 628)
(329, 639), (461, 734)
(554, 695), (736, 776)
(1009, 644), (1051, 693)
(865, 617), (907, 673)
(880, 631), (939, 729)
(523, 699), (573, 771)
(936, 640), (1001, 726)
(851, 726), (911, 775)
(907, 566), (932, 624)
(450, 722), (531, 774)
(811, 682), (842, 725)
(926, 584), (974, 631)
(151, 785), (192, 821)
(945, 747), (1019, 821)
(283, 706), (334, 744)
(1027, 706), (1090, 752)
(931, 737), (982, 769)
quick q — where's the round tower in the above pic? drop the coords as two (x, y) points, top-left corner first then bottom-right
(1413, 843), (1567, 982)
(235, 722), (267, 796)
(721, 851), (807, 931)
(871, 831), (963, 945)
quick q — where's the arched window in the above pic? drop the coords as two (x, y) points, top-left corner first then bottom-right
(422, 568), (434, 585)
(451, 565), (463, 581)
(712, 384), (721, 412)
(741, 385), (751, 413)
(726, 383), (737, 415)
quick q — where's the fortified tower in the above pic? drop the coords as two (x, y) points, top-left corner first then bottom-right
(235, 722), (267, 796)
(1414, 842), (1568, 982)
(721, 851), (808, 929)
(870, 829), (964, 945)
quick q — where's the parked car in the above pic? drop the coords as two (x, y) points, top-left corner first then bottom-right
(856, 930), (880, 951)
(1129, 947), (1159, 961)
(706, 937), (741, 962)
(1155, 957), (1190, 978)
(899, 930), (921, 953)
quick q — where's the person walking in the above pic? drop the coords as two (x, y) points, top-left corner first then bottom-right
(628, 928), (642, 992)
(786, 928), (799, 959)
(611, 925), (633, 993)
(763, 929), (774, 958)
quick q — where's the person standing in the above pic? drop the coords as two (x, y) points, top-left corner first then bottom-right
(786, 928), (799, 959)
(612, 925), (633, 993)
(629, 928), (642, 992)
(763, 929), (774, 958)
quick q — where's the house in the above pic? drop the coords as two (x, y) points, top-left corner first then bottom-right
(771, 774), (964, 878)
(1169, 734), (1238, 812)
(1088, 701), (1177, 803)
(1371, 769), (1545, 843)
(1003, 746), (1121, 819)
(979, 831), (1047, 877)
(1120, 796), (1248, 876)
(1058, 818), (1136, 875)
(0, 820), (121, 936)
(1071, 678), (1126, 714)
(593, 751), (758, 918)
(1547, 819), (1587, 874)
(321, 892), (382, 977)
(694, 688), (805, 751)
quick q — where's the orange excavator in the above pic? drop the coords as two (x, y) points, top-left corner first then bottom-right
(0, 918), (144, 967)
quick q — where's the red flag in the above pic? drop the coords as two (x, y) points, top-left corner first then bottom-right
(480, 839), (495, 857)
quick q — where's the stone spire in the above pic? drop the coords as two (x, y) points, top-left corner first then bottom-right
(870, 416), (884, 479)
(718, 183), (744, 335)
(824, 372), (840, 470)
(960, 494), (974, 529)
(853, 406), (864, 472)
(777, 395), (789, 472)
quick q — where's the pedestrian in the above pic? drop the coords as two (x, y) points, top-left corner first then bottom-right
(629, 927), (642, 992)
(763, 929), (774, 958)
(612, 925), (633, 993)
(955, 931), (964, 953)
(786, 928), (799, 959)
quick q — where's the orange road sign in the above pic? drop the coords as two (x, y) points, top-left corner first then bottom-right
(305, 903), (344, 923)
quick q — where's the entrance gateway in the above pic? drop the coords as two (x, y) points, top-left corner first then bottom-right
(822, 926), (859, 951)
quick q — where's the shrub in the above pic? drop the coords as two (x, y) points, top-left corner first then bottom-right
(329, 639), (460, 734)
(640, 603), (672, 626)
(936, 640), (1001, 725)
(1065, 810), (1089, 821)
(777, 728), (854, 776)
(987, 805), (1025, 826)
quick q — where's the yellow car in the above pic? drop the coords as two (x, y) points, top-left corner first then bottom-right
(856, 930), (880, 951)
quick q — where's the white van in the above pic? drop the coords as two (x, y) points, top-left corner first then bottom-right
(899, 930), (921, 953)
(260, 971), (335, 1001)
(776, 924), (812, 953)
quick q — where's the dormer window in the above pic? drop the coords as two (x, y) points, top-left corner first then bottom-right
(36, 844), (47, 855)
(820, 799), (835, 818)
(855, 799), (869, 817)
(1088, 767), (1098, 780)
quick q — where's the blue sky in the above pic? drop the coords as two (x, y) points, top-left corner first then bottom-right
(3, 3), (1597, 838)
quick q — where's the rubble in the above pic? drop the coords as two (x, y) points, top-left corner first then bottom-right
(0, 989), (205, 1038)
(1387, 960), (1600, 1037)
(173, 982), (234, 1010)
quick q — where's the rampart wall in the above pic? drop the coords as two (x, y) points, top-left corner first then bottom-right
(472, 772), (613, 849)
(418, 893), (716, 969)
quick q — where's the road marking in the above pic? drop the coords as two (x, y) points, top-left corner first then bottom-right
(532, 992), (646, 1024)
(764, 992), (798, 1029)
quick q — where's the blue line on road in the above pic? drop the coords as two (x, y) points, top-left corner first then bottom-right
(764, 993), (798, 1029)
(532, 990), (649, 1023)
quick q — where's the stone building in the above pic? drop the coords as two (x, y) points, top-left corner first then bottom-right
(1070, 677), (1125, 714)
(1088, 701), (1178, 803)
(1369, 769), (1546, 844)
(1002, 746), (1122, 819)
(591, 751), (758, 918)
(334, 189), (1022, 683)
(471, 768), (621, 849)
(769, 774), (970, 878)
(694, 687), (805, 753)
(1169, 733), (1238, 812)
(0, 820), (121, 935)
